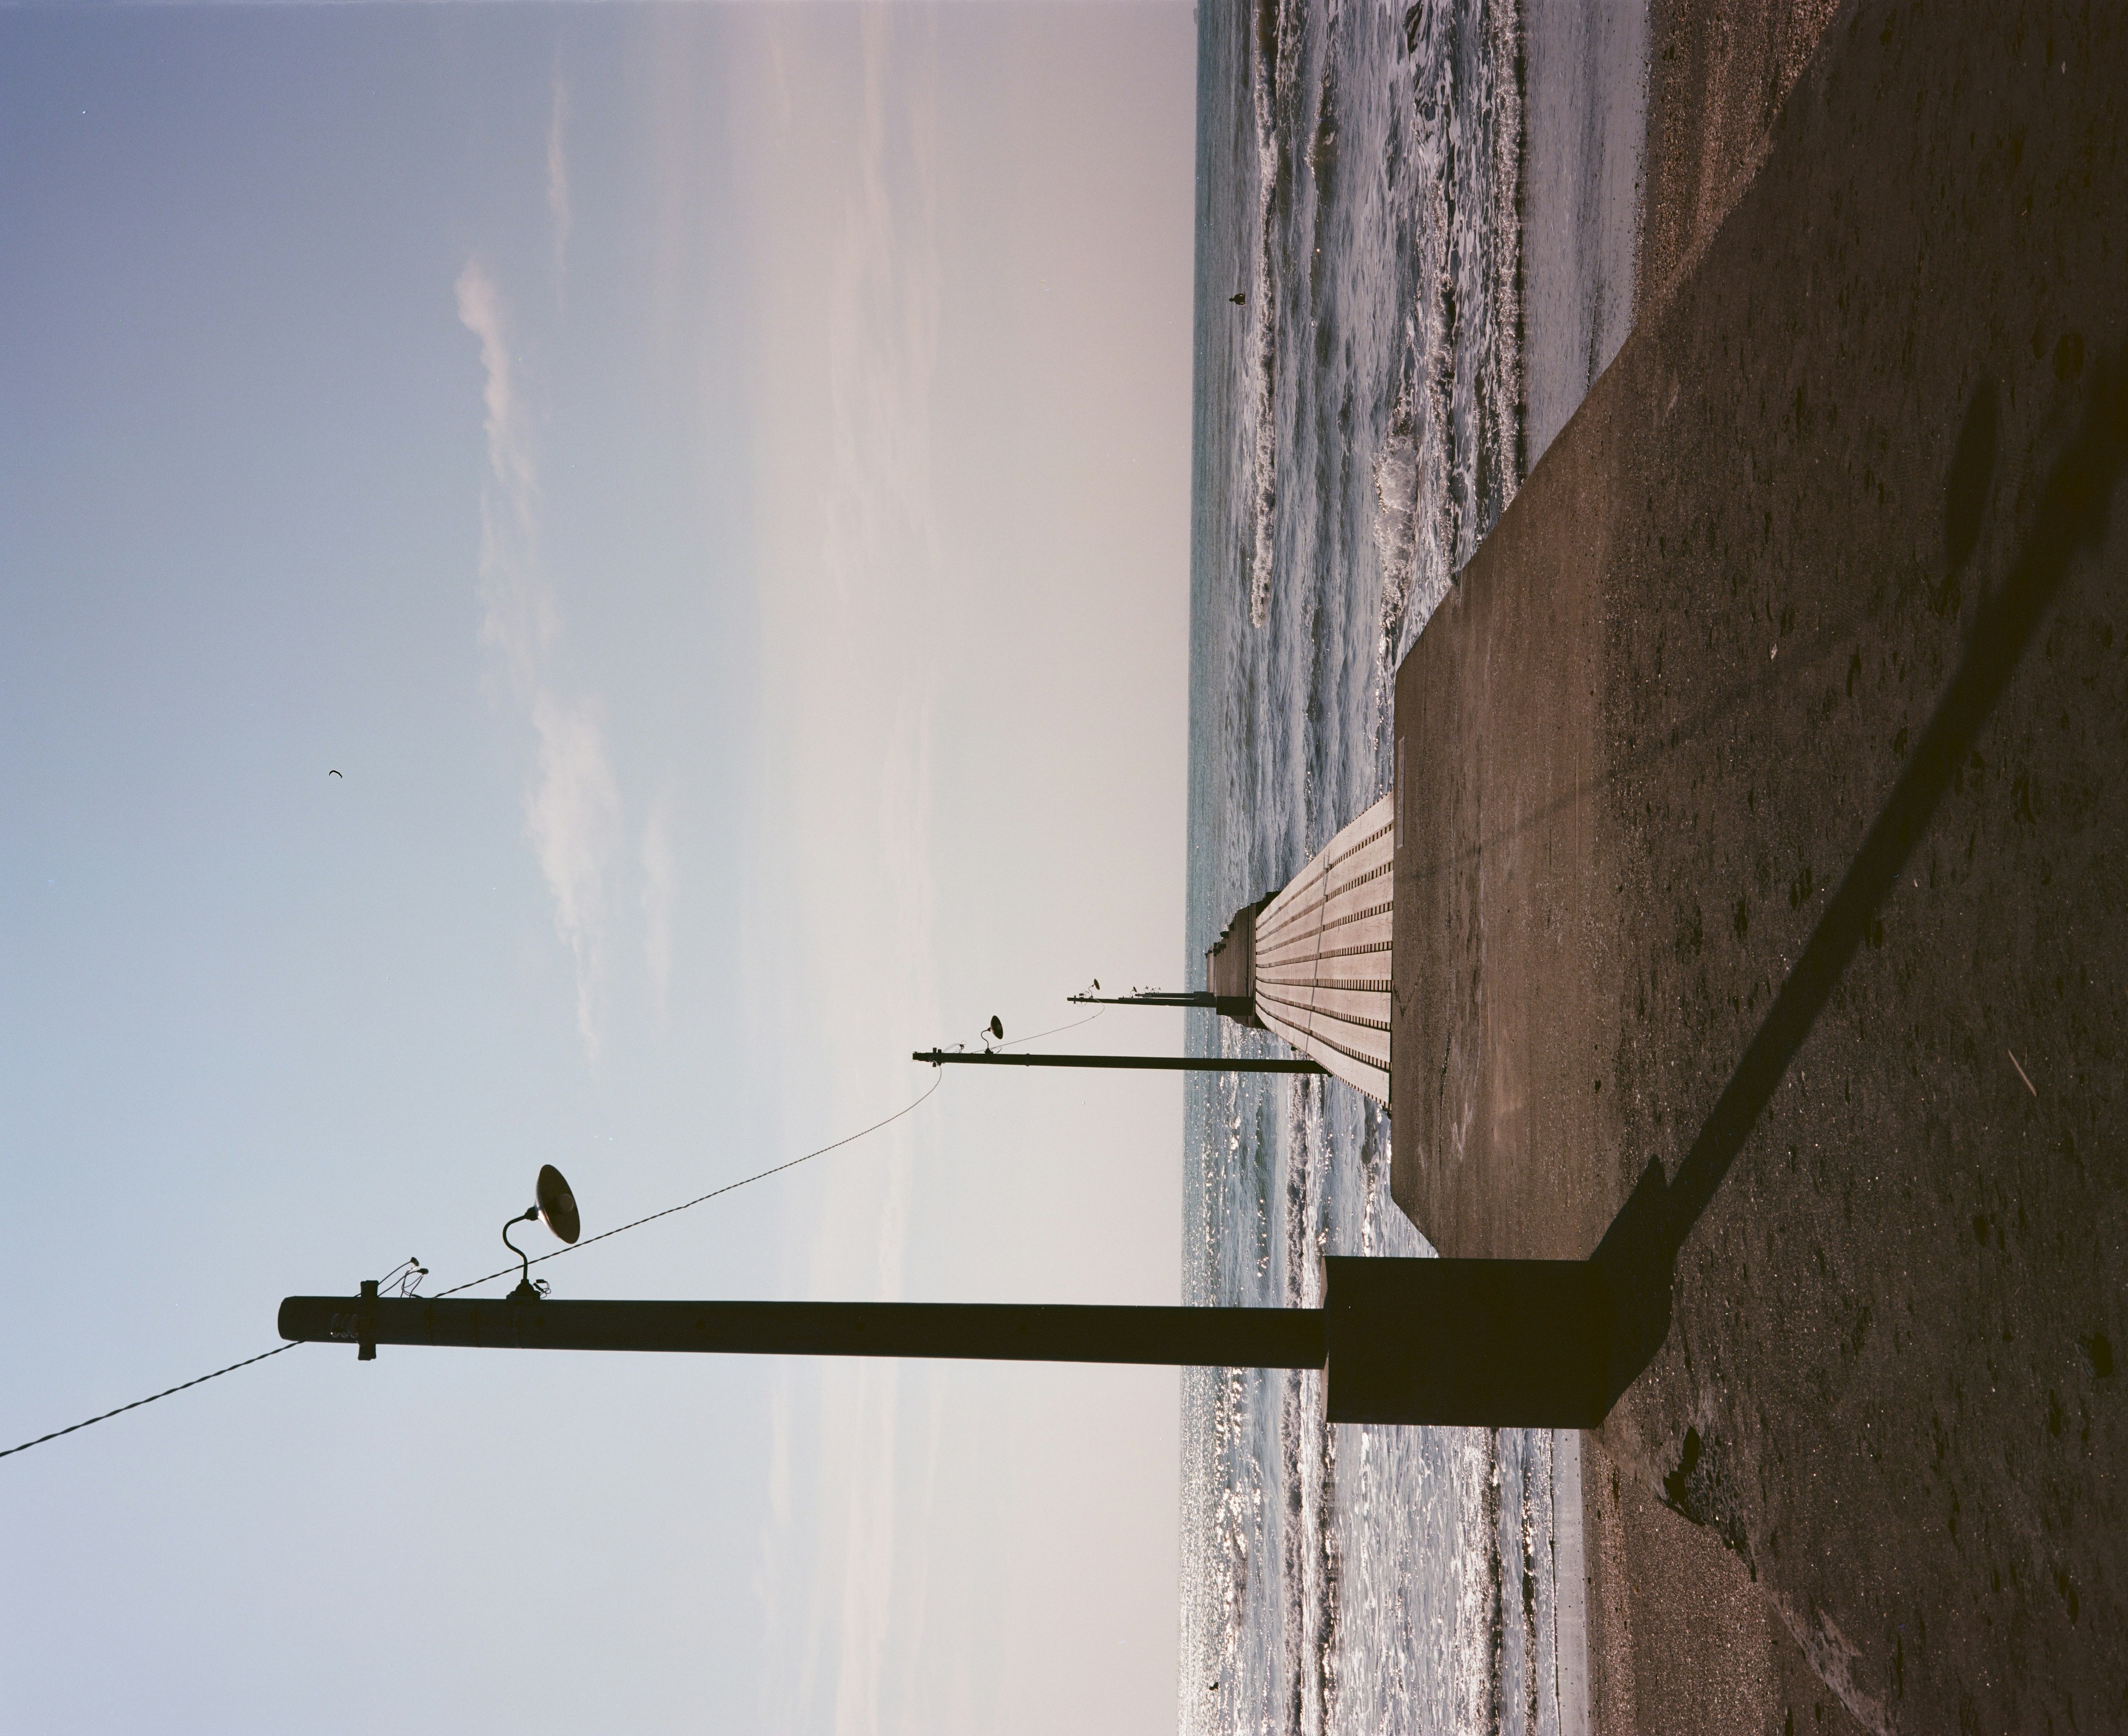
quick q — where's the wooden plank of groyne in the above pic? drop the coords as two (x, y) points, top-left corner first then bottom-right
(1255, 795), (1393, 1099)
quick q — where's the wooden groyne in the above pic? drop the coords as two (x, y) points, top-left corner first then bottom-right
(1246, 796), (1394, 1102)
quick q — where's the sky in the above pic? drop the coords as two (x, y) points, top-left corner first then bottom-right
(0, 6), (1198, 1732)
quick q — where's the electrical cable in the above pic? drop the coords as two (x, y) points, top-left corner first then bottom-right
(0, 1343), (302, 1462)
(433, 1068), (945, 1298)
(990, 1006), (1107, 1052)
(0, 1072), (947, 1463)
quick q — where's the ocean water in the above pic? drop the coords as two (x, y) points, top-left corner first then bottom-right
(1178, 3), (1643, 1732)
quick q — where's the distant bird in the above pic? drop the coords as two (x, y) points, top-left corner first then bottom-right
(329, 769), (342, 779)
(1229, 291), (1246, 305)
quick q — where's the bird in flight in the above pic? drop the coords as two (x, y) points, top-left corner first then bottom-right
(329, 770), (342, 779)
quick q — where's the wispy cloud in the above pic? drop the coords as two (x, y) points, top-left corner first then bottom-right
(457, 259), (622, 1058)
(527, 691), (622, 1049)
(640, 791), (677, 1025)
(456, 264), (550, 689)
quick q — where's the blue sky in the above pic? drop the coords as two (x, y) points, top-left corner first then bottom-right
(1, 6), (1196, 1730)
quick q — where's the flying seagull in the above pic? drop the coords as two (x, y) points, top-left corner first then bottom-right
(329, 769), (342, 778)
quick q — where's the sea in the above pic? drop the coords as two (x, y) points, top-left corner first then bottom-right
(1177, 3), (1646, 1733)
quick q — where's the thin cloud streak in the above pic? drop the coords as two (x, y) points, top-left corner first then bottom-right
(641, 791), (678, 1024)
(735, 9), (949, 1732)
(457, 261), (550, 692)
(457, 259), (622, 1058)
(548, 73), (572, 295)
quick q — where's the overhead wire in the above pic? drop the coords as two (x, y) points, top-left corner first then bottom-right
(0, 1343), (302, 1463)
(0, 1072), (948, 1464)
(990, 1006), (1107, 1052)
(432, 1068), (945, 1299)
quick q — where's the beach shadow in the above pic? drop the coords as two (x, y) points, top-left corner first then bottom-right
(1589, 354), (2128, 1411)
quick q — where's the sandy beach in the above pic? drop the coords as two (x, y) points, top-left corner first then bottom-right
(1390, 2), (2126, 1729)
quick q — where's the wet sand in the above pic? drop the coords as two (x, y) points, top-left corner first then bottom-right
(1635, 0), (1845, 318)
(1388, 2), (2127, 1730)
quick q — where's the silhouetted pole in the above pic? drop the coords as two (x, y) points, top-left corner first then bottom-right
(282, 1295), (1325, 1368)
(912, 1049), (1323, 1074)
(279, 1257), (1629, 1427)
(1066, 991), (1222, 1007)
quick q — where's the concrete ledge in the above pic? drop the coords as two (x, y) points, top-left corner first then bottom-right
(1389, 2), (2128, 1730)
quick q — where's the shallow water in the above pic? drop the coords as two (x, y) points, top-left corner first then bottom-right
(1178, 3), (1641, 1730)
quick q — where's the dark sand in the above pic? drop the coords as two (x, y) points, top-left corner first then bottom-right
(1387, 2), (2126, 1729)
(1581, 1431), (1867, 1735)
